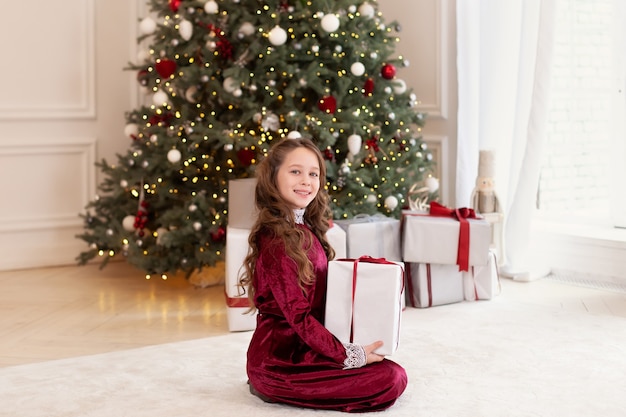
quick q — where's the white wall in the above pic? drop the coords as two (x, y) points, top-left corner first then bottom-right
(0, 0), (140, 270)
(0, 0), (458, 271)
(379, 0), (458, 206)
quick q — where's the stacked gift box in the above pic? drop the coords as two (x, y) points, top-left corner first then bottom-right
(324, 215), (405, 355)
(402, 202), (500, 308)
(225, 178), (258, 332)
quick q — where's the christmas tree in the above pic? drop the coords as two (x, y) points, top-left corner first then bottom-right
(77, 0), (434, 277)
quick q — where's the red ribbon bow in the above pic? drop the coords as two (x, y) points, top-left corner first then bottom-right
(428, 201), (478, 272)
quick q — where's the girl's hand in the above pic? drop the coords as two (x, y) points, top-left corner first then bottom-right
(363, 341), (385, 364)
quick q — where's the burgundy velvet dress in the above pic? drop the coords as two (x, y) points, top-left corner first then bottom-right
(246, 224), (407, 413)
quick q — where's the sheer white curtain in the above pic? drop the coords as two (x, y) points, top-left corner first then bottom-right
(456, 0), (557, 280)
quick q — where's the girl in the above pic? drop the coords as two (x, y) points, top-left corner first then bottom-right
(240, 137), (407, 413)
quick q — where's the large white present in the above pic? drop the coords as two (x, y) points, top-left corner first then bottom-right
(402, 204), (491, 270)
(228, 178), (258, 229)
(406, 263), (464, 308)
(325, 257), (404, 356)
(334, 215), (402, 261)
(463, 250), (501, 301)
(225, 226), (257, 332)
(326, 222), (347, 259)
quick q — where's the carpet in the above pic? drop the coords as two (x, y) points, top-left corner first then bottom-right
(2, 298), (625, 417)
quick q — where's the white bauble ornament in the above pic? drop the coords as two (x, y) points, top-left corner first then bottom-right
(287, 131), (302, 139)
(262, 113), (280, 131)
(359, 3), (375, 18)
(188, 204), (198, 212)
(122, 215), (136, 232)
(204, 0), (218, 14)
(179, 20), (193, 41)
(347, 134), (362, 155)
(120, 179), (128, 188)
(321, 14), (340, 33)
(167, 149), (182, 163)
(239, 22), (255, 36)
(350, 62), (365, 76)
(152, 90), (169, 106)
(193, 221), (202, 231)
(224, 143), (233, 151)
(124, 123), (139, 139)
(425, 176), (440, 192)
(384, 195), (399, 210)
(139, 17), (157, 35)
(366, 194), (378, 203)
(393, 79), (407, 94)
(268, 26), (287, 46)
(223, 77), (239, 93)
(150, 134), (158, 143)
(155, 227), (168, 245)
(233, 88), (242, 97)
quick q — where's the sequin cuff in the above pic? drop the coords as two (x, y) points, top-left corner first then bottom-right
(342, 343), (366, 369)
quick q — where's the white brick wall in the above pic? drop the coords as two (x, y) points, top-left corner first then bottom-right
(539, 0), (612, 214)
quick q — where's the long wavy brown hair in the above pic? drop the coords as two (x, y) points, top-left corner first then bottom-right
(238, 137), (335, 311)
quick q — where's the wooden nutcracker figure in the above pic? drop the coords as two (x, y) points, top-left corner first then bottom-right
(470, 150), (504, 264)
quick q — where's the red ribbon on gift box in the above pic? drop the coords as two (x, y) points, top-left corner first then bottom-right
(224, 291), (251, 308)
(405, 264), (434, 308)
(428, 201), (478, 272)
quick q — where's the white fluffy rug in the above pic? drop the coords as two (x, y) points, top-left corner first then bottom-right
(2, 298), (625, 417)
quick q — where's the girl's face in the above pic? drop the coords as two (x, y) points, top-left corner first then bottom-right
(276, 147), (321, 209)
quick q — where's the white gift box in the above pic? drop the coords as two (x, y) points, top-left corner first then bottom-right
(228, 178), (258, 229)
(402, 211), (491, 267)
(326, 222), (347, 259)
(225, 226), (257, 331)
(334, 215), (402, 261)
(406, 263), (464, 308)
(463, 250), (500, 301)
(325, 258), (404, 356)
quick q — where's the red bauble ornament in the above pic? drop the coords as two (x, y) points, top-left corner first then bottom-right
(137, 69), (149, 86)
(169, 0), (181, 12)
(317, 95), (337, 114)
(363, 78), (375, 96)
(155, 59), (177, 78)
(148, 112), (173, 126)
(381, 63), (396, 80)
(236, 148), (256, 167)
(210, 226), (226, 242)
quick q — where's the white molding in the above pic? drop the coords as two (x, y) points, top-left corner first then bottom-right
(415, 0), (449, 120)
(0, 138), (96, 232)
(0, 0), (96, 120)
(422, 134), (450, 205)
(129, 0), (148, 109)
(532, 227), (626, 285)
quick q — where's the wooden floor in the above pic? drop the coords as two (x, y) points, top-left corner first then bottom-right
(1, 261), (625, 368)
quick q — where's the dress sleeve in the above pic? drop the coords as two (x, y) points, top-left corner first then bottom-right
(256, 238), (347, 365)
